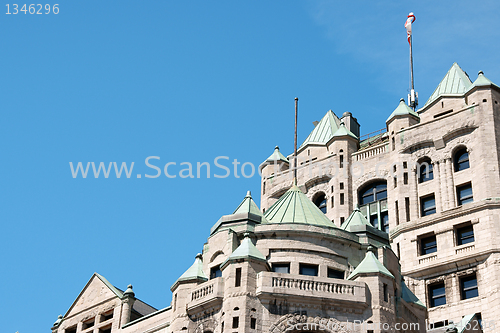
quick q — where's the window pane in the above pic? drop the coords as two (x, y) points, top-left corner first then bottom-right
(430, 284), (446, 307)
(299, 264), (318, 276)
(272, 264), (290, 274)
(458, 225), (474, 245)
(461, 276), (478, 300)
(327, 268), (344, 279)
(421, 235), (437, 255)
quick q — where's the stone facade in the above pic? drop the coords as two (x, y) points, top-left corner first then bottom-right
(51, 63), (498, 333)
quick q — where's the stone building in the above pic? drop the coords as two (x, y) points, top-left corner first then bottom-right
(50, 62), (497, 333)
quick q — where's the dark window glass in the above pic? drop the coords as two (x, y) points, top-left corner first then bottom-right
(457, 225), (475, 245)
(339, 182), (344, 190)
(370, 214), (378, 229)
(360, 182), (387, 205)
(235, 267), (241, 287)
(340, 193), (344, 205)
(421, 235), (437, 255)
(383, 284), (388, 302)
(232, 317), (239, 329)
(405, 197), (410, 222)
(454, 149), (470, 172)
(210, 266), (222, 279)
(418, 160), (433, 183)
(404, 172), (408, 185)
(314, 193), (327, 214)
(250, 318), (256, 329)
(421, 195), (436, 216)
(457, 183), (473, 205)
(272, 263), (290, 274)
(102, 312), (113, 322)
(327, 268), (344, 279)
(381, 212), (389, 233)
(429, 283), (446, 307)
(299, 264), (318, 276)
(340, 155), (344, 168)
(461, 275), (478, 300)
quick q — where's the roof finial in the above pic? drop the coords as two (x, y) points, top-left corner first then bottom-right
(478, 70), (484, 75)
(400, 98), (405, 103)
(275, 145), (279, 150)
(195, 253), (203, 260)
(246, 191), (252, 198)
(124, 284), (135, 297)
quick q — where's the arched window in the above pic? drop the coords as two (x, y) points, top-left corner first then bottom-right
(454, 148), (470, 172)
(314, 193), (327, 214)
(359, 181), (389, 233)
(418, 158), (433, 183)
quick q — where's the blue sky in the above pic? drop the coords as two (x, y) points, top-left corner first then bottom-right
(1, 1), (499, 332)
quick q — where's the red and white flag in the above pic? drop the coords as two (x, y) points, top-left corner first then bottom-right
(405, 12), (416, 45)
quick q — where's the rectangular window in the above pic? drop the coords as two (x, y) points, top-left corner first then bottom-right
(457, 183), (473, 205)
(403, 161), (407, 168)
(403, 172), (408, 185)
(98, 326), (112, 333)
(232, 317), (239, 329)
(339, 182), (344, 190)
(383, 283), (389, 302)
(405, 197), (410, 222)
(102, 311), (113, 322)
(299, 263), (318, 276)
(66, 326), (77, 333)
(457, 225), (475, 245)
(395, 200), (399, 225)
(340, 155), (344, 168)
(420, 235), (437, 255)
(251, 318), (257, 329)
(381, 212), (389, 233)
(461, 275), (478, 300)
(421, 195), (436, 216)
(394, 176), (397, 188)
(235, 267), (241, 287)
(263, 181), (266, 195)
(397, 243), (401, 259)
(272, 263), (290, 274)
(82, 319), (95, 330)
(327, 268), (344, 279)
(340, 217), (345, 225)
(340, 193), (344, 205)
(210, 265), (222, 279)
(429, 283), (446, 307)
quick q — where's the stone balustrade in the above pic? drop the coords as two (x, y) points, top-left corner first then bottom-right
(187, 277), (224, 313)
(352, 142), (388, 161)
(256, 272), (366, 305)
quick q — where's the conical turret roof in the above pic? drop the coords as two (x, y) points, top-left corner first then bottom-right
(264, 185), (336, 227)
(386, 98), (420, 123)
(173, 254), (207, 285)
(300, 110), (341, 148)
(233, 191), (268, 222)
(341, 205), (371, 231)
(331, 122), (358, 139)
(347, 248), (394, 280)
(264, 146), (289, 164)
(468, 70), (500, 90)
(422, 62), (472, 108)
(222, 233), (267, 267)
(401, 279), (426, 308)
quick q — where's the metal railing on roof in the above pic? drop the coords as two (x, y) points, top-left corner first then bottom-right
(359, 128), (387, 142)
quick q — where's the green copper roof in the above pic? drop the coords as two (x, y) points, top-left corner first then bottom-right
(347, 249), (394, 280)
(223, 233), (267, 266)
(265, 146), (289, 163)
(386, 98), (420, 123)
(469, 70), (500, 90)
(175, 254), (207, 283)
(401, 280), (426, 308)
(264, 185), (336, 228)
(300, 110), (341, 148)
(233, 191), (268, 222)
(341, 206), (371, 231)
(456, 314), (477, 333)
(332, 122), (358, 139)
(422, 62), (472, 108)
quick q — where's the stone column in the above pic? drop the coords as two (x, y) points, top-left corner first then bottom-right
(439, 159), (449, 211)
(446, 158), (455, 209)
(120, 285), (136, 327)
(410, 166), (419, 220)
(434, 161), (443, 213)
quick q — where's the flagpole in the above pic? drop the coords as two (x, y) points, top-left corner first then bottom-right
(406, 12), (418, 111)
(294, 97), (298, 183)
(410, 35), (414, 92)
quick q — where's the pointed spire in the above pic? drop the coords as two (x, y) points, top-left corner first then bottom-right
(264, 185), (336, 228)
(386, 98), (420, 124)
(347, 247), (394, 280)
(422, 62), (472, 108)
(341, 205), (372, 231)
(469, 70), (500, 90)
(299, 110), (341, 148)
(222, 233), (267, 268)
(171, 253), (208, 290)
(232, 190), (267, 221)
(264, 146), (289, 164)
(331, 122), (358, 139)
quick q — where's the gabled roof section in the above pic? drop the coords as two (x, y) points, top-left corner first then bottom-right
(341, 206), (371, 231)
(331, 122), (358, 140)
(401, 279), (426, 308)
(264, 185), (336, 228)
(299, 110), (341, 148)
(175, 254), (208, 284)
(265, 146), (289, 164)
(468, 70), (500, 90)
(386, 98), (420, 123)
(422, 62), (472, 108)
(347, 249), (394, 280)
(222, 233), (267, 267)
(64, 273), (124, 318)
(233, 191), (268, 222)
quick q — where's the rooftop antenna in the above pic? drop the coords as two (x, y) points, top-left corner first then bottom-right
(405, 12), (418, 111)
(294, 97), (298, 184)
